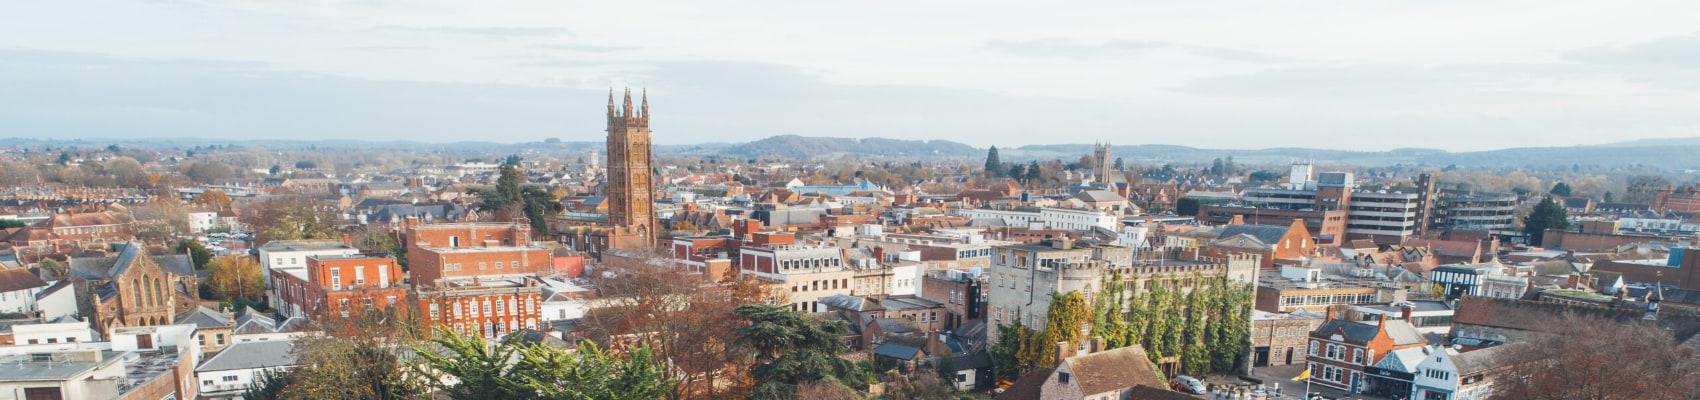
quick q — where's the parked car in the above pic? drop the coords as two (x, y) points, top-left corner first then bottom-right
(1169, 375), (1206, 394)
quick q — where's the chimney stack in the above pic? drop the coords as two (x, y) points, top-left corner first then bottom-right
(1055, 341), (1070, 366)
(1091, 336), (1105, 354)
(343, 233), (352, 247)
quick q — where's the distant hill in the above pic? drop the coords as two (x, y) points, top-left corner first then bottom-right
(4, 134), (1697, 169)
(716, 135), (982, 160)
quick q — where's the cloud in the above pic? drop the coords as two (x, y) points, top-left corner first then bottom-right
(536, 43), (639, 53)
(1566, 32), (1700, 68)
(985, 38), (1290, 62)
(376, 25), (571, 38)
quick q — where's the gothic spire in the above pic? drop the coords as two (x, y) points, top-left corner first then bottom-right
(641, 88), (648, 119)
(622, 87), (633, 117)
(607, 88), (616, 117)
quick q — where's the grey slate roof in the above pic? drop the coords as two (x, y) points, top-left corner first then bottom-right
(1074, 189), (1124, 203)
(872, 318), (919, 334)
(1217, 224), (1291, 245)
(174, 306), (233, 329)
(1315, 319), (1425, 346)
(195, 340), (299, 372)
(872, 343), (924, 360)
(818, 295), (884, 312)
(1452, 344), (1520, 375)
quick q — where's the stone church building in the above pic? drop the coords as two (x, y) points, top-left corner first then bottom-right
(70, 242), (200, 335)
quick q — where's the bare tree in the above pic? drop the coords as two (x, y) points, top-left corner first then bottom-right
(578, 249), (789, 399)
(1492, 313), (1700, 400)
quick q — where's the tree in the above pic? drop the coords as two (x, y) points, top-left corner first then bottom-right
(38, 259), (64, 277)
(130, 196), (190, 243)
(507, 339), (673, 400)
(1209, 158), (1225, 176)
(881, 370), (954, 400)
(1033, 291), (1090, 368)
(736, 304), (861, 399)
(983, 146), (1002, 178)
(0, 219), (23, 229)
(991, 316), (1031, 379)
(1624, 175), (1670, 205)
(1007, 163), (1026, 181)
(193, 190), (233, 210)
(183, 161), (234, 184)
(1024, 161), (1042, 185)
(244, 195), (338, 245)
(295, 160), (317, 169)
(1175, 197), (1202, 217)
(1549, 182), (1573, 196)
(102, 156), (146, 187)
(1522, 196), (1571, 246)
(411, 328), (529, 400)
(243, 369), (294, 400)
(1114, 157), (1125, 172)
(173, 240), (214, 269)
(281, 324), (425, 400)
(206, 256), (265, 302)
(1493, 313), (1700, 400)
(355, 230), (407, 270)
(1604, 191), (1615, 203)
(579, 251), (785, 399)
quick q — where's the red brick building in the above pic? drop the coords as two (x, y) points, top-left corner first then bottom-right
(406, 222), (554, 287)
(272, 254), (407, 320)
(1304, 312), (1426, 392)
(1205, 218), (1316, 270)
(415, 278), (544, 339)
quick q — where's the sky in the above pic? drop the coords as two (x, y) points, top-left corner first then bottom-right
(2, 0), (1699, 151)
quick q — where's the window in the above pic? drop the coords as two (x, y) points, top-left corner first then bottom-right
(223, 375), (239, 382)
(330, 268), (341, 289)
(199, 335), (206, 346)
(355, 266), (366, 286)
(1353, 349), (1364, 365)
(479, 262), (487, 270)
(1058, 372), (1071, 383)
(496, 300), (506, 316)
(483, 301), (492, 316)
(495, 262), (503, 270)
(203, 380), (214, 386)
(430, 303), (441, 319)
(453, 303), (463, 318)
(1309, 340), (1318, 356)
(363, 298), (374, 310)
(216, 334), (225, 345)
(340, 299), (351, 317)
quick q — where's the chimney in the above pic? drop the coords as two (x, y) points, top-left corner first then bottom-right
(1055, 341), (1070, 366)
(1229, 215), (1245, 225)
(1091, 336), (1105, 354)
(1377, 314), (1389, 329)
(872, 247), (886, 263)
(343, 233), (351, 247)
(1324, 305), (1337, 320)
(1399, 303), (1414, 322)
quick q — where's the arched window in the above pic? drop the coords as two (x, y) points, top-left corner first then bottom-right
(152, 278), (165, 308)
(132, 279), (142, 307)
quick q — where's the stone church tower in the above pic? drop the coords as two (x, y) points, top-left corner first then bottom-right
(1093, 141), (1113, 182)
(605, 88), (657, 240)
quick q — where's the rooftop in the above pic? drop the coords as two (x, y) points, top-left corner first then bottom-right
(0, 350), (125, 381)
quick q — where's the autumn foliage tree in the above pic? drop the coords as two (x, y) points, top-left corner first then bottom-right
(206, 255), (265, 303)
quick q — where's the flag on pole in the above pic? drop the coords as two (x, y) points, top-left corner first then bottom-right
(1291, 367), (1311, 382)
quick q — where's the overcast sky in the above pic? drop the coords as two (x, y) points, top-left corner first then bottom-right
(3, 0), (1699, 151)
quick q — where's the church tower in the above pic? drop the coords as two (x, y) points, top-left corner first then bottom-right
(1093, 141), (1113, 183)
(605, 88), (657, 240)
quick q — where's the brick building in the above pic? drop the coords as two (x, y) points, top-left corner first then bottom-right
(272, 254), (407, 320)
(920, 269), (987, 330)
(1204, 218), (1316, 270)
(415, 277), (544, 339)
(1304, 311), (1427, 392)
(406, 222), (554, 287)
